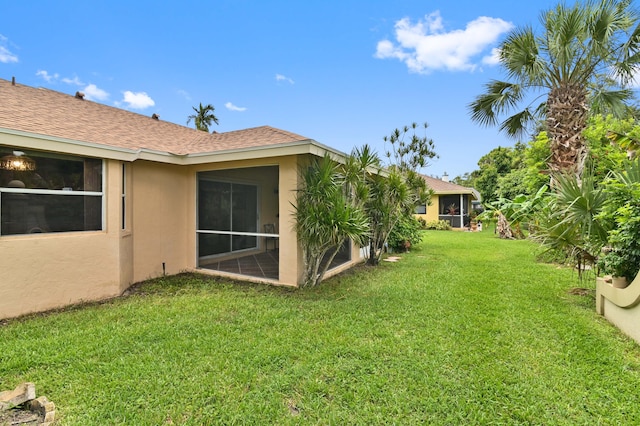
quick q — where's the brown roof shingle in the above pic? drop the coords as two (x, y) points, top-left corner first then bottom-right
(422, 174), (479, 198)
(0, 78), (310, 155)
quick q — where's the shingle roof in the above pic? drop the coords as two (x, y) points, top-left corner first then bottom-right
(0, 78), (310, 155)
(422, 174), (479, 199)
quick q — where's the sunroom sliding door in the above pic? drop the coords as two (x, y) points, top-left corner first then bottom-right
(197, 179), (258, 259)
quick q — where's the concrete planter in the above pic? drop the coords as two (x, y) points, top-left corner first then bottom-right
(612, 276), (629, 288)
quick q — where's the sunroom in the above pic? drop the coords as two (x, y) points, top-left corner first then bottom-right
(194, 164), (353, 282)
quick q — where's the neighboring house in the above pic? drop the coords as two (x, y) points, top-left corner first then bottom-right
(0, 78), (360, 320)
(415, 174), (481, 229)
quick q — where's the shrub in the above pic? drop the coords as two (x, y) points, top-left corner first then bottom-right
(389, 215), (423, 251)
(597, 201), (640, 281)
(425, 220), (452, 231)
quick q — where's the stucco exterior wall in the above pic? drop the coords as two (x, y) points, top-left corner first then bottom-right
(415, 195), (440, 224)
(130, 160), (190, 282)
(0, 159), (124, 319)
(596, 276), (640, 345)
(277, 155), (303, 285)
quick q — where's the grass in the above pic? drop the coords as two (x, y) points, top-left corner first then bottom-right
(2, 229), (640, 425)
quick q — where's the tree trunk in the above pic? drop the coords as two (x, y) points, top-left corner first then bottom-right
(496, 213), (513, 239)
(546, 84), (589, 181)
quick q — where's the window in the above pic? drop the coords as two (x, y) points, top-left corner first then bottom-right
(415, 204), (427, 214)
(0, 147), (103, 235)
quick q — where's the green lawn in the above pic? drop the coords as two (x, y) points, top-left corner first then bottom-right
(2, 229), (640, 425)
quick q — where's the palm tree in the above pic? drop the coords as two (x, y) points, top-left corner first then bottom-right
(469, 0), (640, 178)
(187, 103), (219, 132)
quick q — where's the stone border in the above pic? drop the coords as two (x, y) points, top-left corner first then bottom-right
(0, 383), (55, 425)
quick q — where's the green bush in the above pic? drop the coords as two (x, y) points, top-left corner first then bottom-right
(598, 201), (640, 281)
(595, 162), (640, 281)
(425, 220), (452, 230)
(417, 217), (427, 229)
(389, 215), (423, 251)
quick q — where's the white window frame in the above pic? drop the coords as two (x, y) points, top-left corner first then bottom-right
(0, 157), (105, 236)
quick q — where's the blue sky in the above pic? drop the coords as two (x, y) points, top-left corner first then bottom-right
(0, 0), (562, 178)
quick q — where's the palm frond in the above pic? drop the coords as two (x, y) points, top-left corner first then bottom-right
(468, 80), (525, 127)
(501, 26), (544, 82)
(589, 87), (634, 117)
(499, 108), (535, 139)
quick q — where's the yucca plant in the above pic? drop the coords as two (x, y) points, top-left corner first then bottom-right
(294, 154), (370, 287)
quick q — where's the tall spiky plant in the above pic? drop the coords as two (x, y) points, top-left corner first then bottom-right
(294, 154), (369, 287)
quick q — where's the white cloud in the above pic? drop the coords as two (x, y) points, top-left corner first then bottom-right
(36, 70), (59, 82)
(83, 84), (109, 101)
(120, 91), (155, 109)
(225, 102), (247, 112)
(62, 76), (84, 86)
(276, 73), (295, 84)
(375, 11), (513, 74)
(177, 89), (191, 100)
(0, 34), (18, 63)
(630, 72), (640, 89)
(482, 47), (502, 65)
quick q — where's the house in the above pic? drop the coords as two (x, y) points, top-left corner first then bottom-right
(0, 78), (361, 320)
(414, 173), (480, 229)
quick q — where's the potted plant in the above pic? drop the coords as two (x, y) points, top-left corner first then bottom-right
(598, 247), (633, 288)
(446, 203), (457, 216)
(469, 210), (478, 231)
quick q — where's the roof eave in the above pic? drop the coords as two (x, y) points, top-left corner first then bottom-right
(0, 127), (348, 164)
(434, 189), (481, 200)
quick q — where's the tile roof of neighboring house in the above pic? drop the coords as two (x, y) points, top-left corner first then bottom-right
(422, 174), (480, 200)
(0, 78), (311, 155)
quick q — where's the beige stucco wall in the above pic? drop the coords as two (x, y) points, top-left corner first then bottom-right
(596, 276), (640, 344)
(0, 159), (125, 320)
(414, 195), (440, 224)
(277, 155), (304, 285)
(130, 160), (190, 281)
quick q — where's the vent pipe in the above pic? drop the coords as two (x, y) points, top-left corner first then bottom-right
(11, 76), (15, 86)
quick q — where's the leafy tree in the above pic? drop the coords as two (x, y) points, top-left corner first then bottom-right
(469, 0), (640, 178)
(584, 114), (637, 180)
(522, 131), (552, 194)
(383, 122), (438, 171)
(358, 123), (437, 265)
(187, 103), (219, 132)
(473, 146), (517, 202)
(496, 168), (529, 200)
(452, 171), (480, 188)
